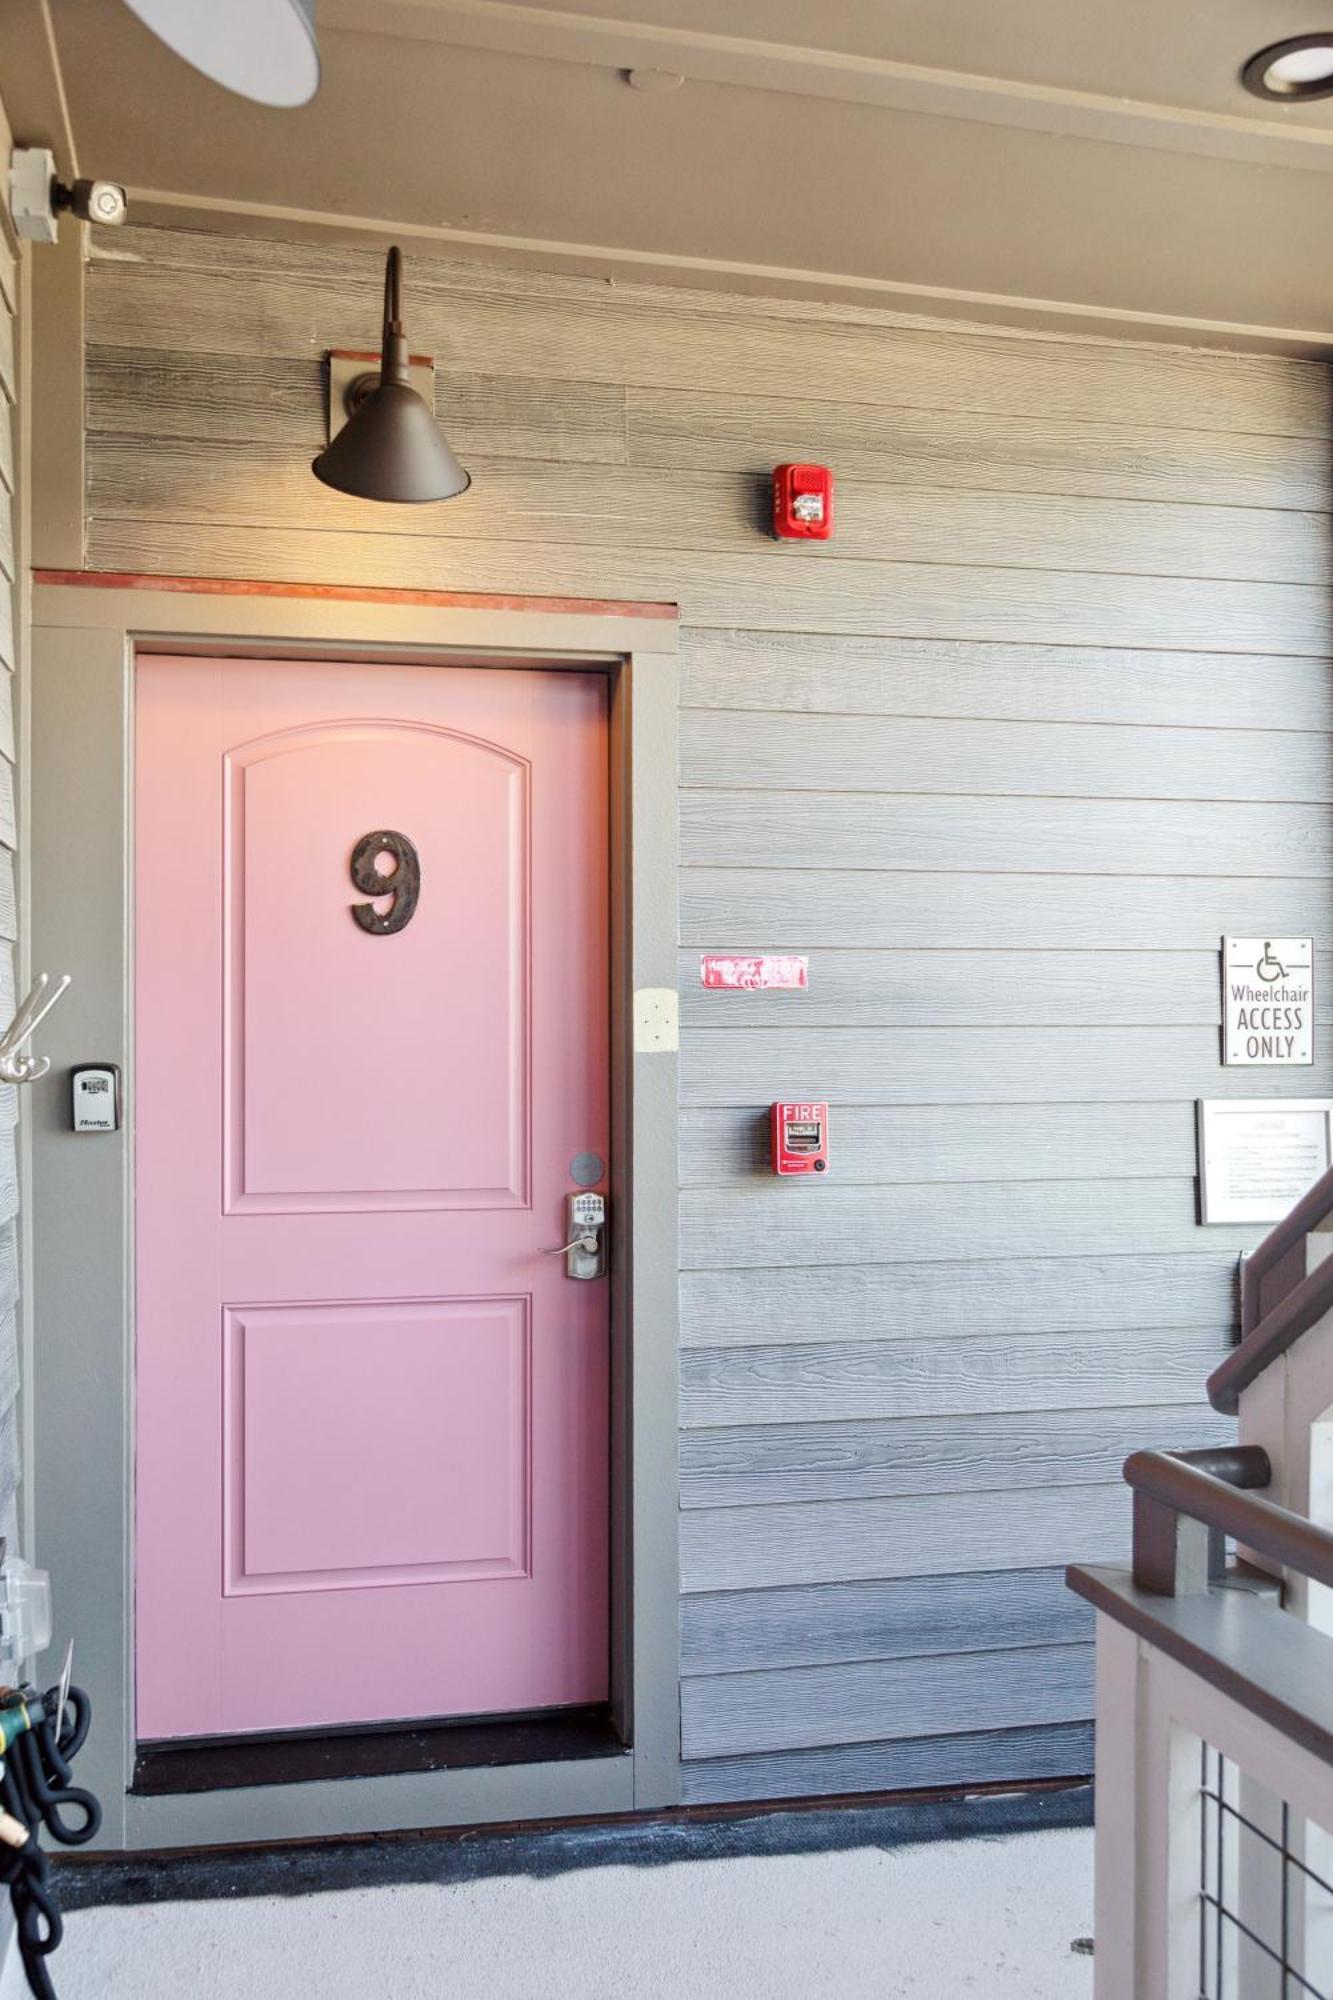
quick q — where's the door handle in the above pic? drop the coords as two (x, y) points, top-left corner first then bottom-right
(544, 1193), (606, 1279)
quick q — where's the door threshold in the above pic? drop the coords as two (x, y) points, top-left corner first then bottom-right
(132, 1704), (624, 1796)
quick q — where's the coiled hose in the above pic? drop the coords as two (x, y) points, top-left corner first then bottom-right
(0, 1680), (100, 2000)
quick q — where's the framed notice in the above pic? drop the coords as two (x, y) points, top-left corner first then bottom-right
(1197, 1098), (1333, 1225)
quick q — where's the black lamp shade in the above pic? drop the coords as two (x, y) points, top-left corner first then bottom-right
(313, 248), (471, 504)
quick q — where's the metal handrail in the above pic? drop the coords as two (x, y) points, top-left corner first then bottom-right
(1066, 1560), (1333, 1772)
(1209, 1252), (1333, 1415)
(1239, 1159), (1333, 1298)
(1126, 1446), (1333, 1595)
(1067, 1440), (1333, 1915)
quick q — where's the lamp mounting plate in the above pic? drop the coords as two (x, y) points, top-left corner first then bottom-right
(324, 348), (436, 444)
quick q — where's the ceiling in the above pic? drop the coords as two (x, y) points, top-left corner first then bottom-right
(8, 0), (1333, 349)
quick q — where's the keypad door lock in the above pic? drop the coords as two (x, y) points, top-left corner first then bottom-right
(545, 1191), (607, 1279)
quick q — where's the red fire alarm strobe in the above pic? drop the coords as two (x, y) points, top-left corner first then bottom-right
(771, 1101), (830, 1175)
(773, 463), (834, 540)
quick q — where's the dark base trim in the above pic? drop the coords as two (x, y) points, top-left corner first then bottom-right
(132, 1704), (624, 1797)
(58, 1776), (1093, 1908)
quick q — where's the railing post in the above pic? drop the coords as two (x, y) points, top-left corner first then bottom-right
(1093, 1613), (1144, 1998)
(1142, 1696), (1207, 1998)
(1132, 1491), (1219, 1597)
(1094, 1616), (1205, 2000)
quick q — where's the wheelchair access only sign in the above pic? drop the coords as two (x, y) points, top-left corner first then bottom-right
(1222, 935), (1314, 1066)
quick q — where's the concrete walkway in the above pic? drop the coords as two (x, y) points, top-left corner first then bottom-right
(53, 1825), (1094, 1999)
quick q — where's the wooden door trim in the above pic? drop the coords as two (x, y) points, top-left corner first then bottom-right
(28, 581), (680, 1850)
(33, 568), (677, 622)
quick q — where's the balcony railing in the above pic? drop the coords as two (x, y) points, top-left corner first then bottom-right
(1070, 1449), (1333, 1996)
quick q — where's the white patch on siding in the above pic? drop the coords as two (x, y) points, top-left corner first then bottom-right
(634, 987), (679, 1053)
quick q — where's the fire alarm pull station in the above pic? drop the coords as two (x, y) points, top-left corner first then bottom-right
(773, 463), (834, 541)
(70, 1064), (121, 1133)
(771, 1101), (829, 1176)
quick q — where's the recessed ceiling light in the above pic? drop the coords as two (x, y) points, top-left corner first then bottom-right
(1242, 34), (1333, 101)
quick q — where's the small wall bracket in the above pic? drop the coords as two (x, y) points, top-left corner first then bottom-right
(324, 348), (436, 443)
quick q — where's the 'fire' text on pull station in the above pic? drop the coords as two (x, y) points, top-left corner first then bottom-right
(771, 1101), (829, 1175)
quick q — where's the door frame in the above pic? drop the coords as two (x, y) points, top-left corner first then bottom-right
(26, 575), (680, 1851)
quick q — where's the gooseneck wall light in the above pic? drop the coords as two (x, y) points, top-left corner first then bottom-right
(121, 0), (321, 107)
(313, 247), (472, 505)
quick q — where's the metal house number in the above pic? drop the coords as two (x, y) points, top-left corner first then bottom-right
(350, 830), (420, 935)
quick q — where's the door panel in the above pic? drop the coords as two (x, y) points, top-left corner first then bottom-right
(135, 655), (610, 1739)
(225, 1297), (530, 1587)
(228, 723), (528, 1209)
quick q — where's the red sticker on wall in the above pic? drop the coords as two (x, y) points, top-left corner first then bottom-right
(700, 954), (809, 991)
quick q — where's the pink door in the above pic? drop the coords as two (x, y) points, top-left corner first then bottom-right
(135, 654), (610, 1740)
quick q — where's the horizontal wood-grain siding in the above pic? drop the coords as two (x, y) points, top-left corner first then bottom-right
(681, 1254), (1237, 1348)
(85, 519), (1333, 654)
(681, 1641), (1096, 1759)
(680, 1329), (1229, 1427)
(87, 348), (630, 465)
(680, 1482), (1130, 1593)
(0, 1397), (19, 1515)
(681, 870), (1333, 950)
(626, 387), (1333, 512)
(680, 1180), (1251, 1269)
(683, 713), (1333, 803)
(0, 1225), (20, 1322)
(87, 438), (1333, 587)
(680, 1028), (1333, 1108)
(679, 1721), (1094, 1804)
(681, 1568), (1090, 1677)
(0, 851), (18, 944)
(682, 1102), (1199, 1185)
(87, 227), (1333, 1802)
(0, 758), (16, 853)
(0, 1309), (18, 1419)
(679, 1402), (1232, 1508)
(681, 631), (1333, 731)
(679, 951), (1333, 1029)
(0, 392), (13, 497)
(87, 247), (1333, 437)
(682, 793), (1333, 876)
(88, 341), (1331, 508)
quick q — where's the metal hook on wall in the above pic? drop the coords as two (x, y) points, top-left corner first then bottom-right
(0, 974), (71, 1084)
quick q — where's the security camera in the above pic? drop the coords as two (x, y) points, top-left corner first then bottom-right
(8, 148), (128, 242)
(55, 178), (129, 229)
